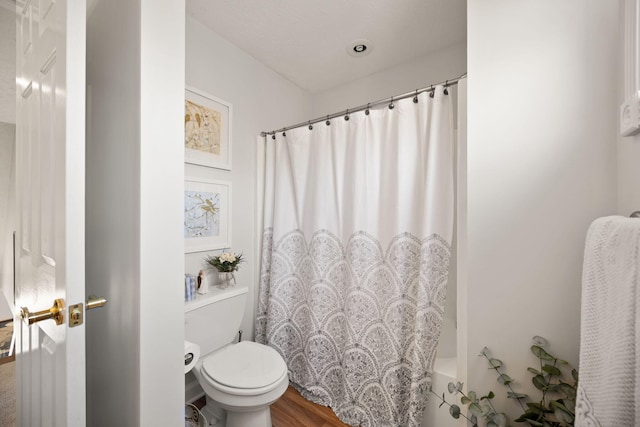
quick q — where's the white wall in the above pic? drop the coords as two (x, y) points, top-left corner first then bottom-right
(86, 0), (185, 425)
(0, 5), (15, 322)
(617, 3), (640, 215)
(0, 6), (15, 124)
(467, 0), (618, 418)
(0, 122), (14, 320)
(139, 1), (185, 425)
(185, 16), (312, 342)
(86, 3), (141, 423)
(312, 41), (467, 117)
(619, 4), (640, 222)
(619, 137), (640, 214)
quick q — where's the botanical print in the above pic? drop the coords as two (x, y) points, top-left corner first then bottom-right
(185, 100), (222, 155)
(184, 190), (220, 238)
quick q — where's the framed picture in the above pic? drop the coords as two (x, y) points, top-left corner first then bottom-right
(184, 177), (231, 253)
(185, 86), (232, 170)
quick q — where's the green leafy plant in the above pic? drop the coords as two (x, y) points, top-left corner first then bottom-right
(204, 251), (244, 272)
(431, 336), (578, 427)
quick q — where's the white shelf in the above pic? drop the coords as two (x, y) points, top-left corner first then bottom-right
(184, 284), (248, 313)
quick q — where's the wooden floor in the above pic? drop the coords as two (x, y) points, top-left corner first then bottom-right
(271, 386), (350, 427)
(194, 385), (350, 427)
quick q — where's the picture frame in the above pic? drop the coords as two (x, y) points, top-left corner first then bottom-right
(184, 177), (231, 253)
(184, 86), (232, 170)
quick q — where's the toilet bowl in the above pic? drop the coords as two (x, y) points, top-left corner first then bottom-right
(184, 285), (288, 427)
(193, 341), (288, 427)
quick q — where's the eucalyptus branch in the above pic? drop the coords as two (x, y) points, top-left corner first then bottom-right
(429, 388), (478, 426)
(436, 337), (578, 427)
(539, 358), (558, 408)
(484, 396), (498, 415)
(480, 349), (527, 412)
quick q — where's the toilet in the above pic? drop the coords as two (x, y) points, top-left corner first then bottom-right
(185, 284), (288, 427)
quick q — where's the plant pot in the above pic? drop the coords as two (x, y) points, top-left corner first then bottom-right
(217, 271), (236, 289)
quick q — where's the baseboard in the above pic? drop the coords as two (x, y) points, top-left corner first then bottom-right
(0, 318), (14, 361)
(0, 354), (15, 366)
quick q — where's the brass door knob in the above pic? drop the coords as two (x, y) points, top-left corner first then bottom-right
(86, 295), (107, 310)
(20, 298), (65, 325)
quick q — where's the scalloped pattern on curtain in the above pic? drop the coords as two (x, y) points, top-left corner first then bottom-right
(256, 228), (451, 427)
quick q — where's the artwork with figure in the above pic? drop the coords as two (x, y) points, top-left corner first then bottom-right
(184, 190), (220, 238)
(185, 100), (221, 155)
(184, 178), (230, 252)
(184, 89), (232, 170)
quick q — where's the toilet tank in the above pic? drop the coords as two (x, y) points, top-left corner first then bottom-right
(185, 284), (248, 356)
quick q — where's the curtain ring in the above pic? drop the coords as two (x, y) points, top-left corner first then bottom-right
(271, 133), (275, 140)
(389, 97), (395, 110)
(282, 130), (286, 137)
(444, 80), (449, 95)
(344, 109), (350, 121)
(325, 115), (330, 126)
(308, 120), (313, 130)
(429, 85), (435, 98)
(365, 103), (370, 115)
(413, 89), (419, 104)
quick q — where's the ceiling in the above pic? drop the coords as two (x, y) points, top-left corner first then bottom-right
(186, 0), (466, 94)
(0, 1), (467, 123)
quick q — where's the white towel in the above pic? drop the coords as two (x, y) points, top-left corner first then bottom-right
(576, 216), (640, 427)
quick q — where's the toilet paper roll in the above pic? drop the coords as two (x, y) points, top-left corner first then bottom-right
(184, 340), (200, 374)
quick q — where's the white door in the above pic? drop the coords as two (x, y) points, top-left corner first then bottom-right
(14, 0), (87, 425)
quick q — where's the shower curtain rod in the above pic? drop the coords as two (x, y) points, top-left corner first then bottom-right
(260, 72), (467, 137)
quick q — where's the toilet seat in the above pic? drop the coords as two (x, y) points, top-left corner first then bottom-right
(201, 341), (287, 396)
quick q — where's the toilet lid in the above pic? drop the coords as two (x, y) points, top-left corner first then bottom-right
(202, 341), (287, 389)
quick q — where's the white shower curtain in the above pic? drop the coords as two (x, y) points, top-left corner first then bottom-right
(256, 87), (454, 427)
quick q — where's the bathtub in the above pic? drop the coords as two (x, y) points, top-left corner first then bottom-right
(422, 317), (464, 427)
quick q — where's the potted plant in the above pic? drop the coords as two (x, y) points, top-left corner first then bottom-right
(204, 251), (244, 289)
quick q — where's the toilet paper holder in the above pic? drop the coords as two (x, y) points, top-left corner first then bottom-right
(185, 352), (194, 366)
(184, 340), (200, 373)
